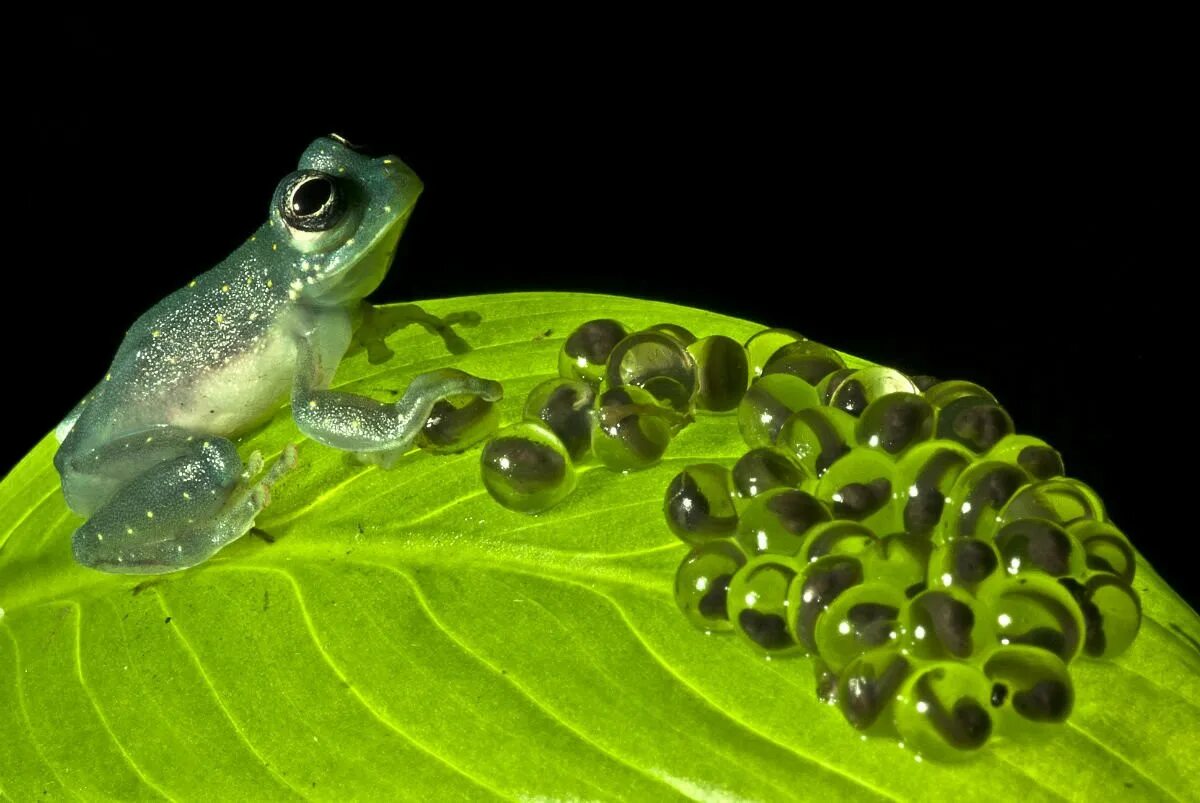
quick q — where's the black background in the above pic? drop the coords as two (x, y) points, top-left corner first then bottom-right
(5, 35), (1190, 608)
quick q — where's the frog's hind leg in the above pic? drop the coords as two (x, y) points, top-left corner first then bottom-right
(70, 437), (297, 575)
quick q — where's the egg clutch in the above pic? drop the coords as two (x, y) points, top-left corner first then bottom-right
(414, 319), (1143, 763)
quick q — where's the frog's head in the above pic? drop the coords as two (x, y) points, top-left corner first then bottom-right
(270, 135), (423, 304)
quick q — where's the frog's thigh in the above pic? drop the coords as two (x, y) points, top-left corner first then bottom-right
(58, 427), (214, 516)
(71, 436), (277, 574)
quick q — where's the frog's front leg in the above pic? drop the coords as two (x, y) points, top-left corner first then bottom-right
(291, 333), (502, 455)
(65, 428), (297, 574)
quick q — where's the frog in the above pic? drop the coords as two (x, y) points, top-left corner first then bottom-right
(53, 135), (502, 575)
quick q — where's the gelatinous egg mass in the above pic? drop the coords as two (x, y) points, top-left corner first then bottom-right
(558, 318), (629, 385)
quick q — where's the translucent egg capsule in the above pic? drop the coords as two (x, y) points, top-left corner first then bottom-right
(726, 555), (805, 655)
(980, 575), (1086, 663)
(737, 374), (821, 448)
(801, 521), (880, 563)
(732, 447), (808, 499)
(855, 392), (935, 457)
(734, 488), (831, 556)
(860, 532), (932, 594)
(985, 434), (1065, 480)
(924, 380), (1013, 453)
(558, 318), (629, 385)
(814, 447), (898, 535)
(604, 331), (699, 412)
(744, 327), (804, 378)
(838, 648), (913, 734)
(1067, 519), (1136, 584)
(895, 440), (975, 537)
(824, 367), (920, 418)
(994, 478), (1106, 532)
(788, 555), (865, 653)
(816, 367), (856, 405)
(814, 582), (905, 672)
(894, 663), (995, 761)
(777, 407), (857, 478)
(993, 518), (1086, 579)
(663, 463), (739, 545)
(592, 386), (679, 471)
(928, 538), (1003, 596)
(762, 340), (845, 386)
(418, 394), (500, 454)
(983, 646), (1074, 733)
(687, 335), (750, 412)
(936, 460), (1031, 543)
(674, 541), (747, 633)
(1060, 575), (1142, 658)
(523, 378), (596, 461)
(898, 587), (993, 663)
(644, 322), (697, 346)
(480, 422), (577, 513)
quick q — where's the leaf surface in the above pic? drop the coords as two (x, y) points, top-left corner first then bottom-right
(1, 292), (1197, 802)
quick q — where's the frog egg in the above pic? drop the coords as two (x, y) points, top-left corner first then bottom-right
(762, 340), (846, 385)
(558, 318), (629, 385)
(726, 555), (805, 655)
(928, 538), (1003, 596)
(417, 394), (500, 454)
(860, 532), (933, 594)
(663, 463), (739, 545)
(898, 587), (993, 663)
(732, 447), (809, 499)
(979, 574), (1086, 663)
(993, 518), (1087, 579)
(480, 422), (577, 513)
(838, 648), (913, 734)
(816, 367), (857, 406)
(522, 378), (596, 461)
(994, 477), (1106, 531)
(687, 335), (750, 412)
(645, 322), (698, 346)
(734, 488), (831, 556)
(983, 645), (1074, 734)
(895, 440), (975, 537)
(910, 375), (941, 392)
(1060, 575), (1142, 658)
(985, 434), (1065, 480)
(1067, 519), (1136, 584)
(743, 327), (805, 378)
(592, 386), (676, 471)
(824, 367), (920, 418)
(604, 331), (698, 412)
(814, 447), (898, 534)
(737, 375), (821, 448)
(936, 397), (1014, 453)
(801, 521), (880, 563)
(814, 582), (905, 672)
(855, 393), (935, 457)
(936, 460), (1031, 543)
(777, 406), (857, 478)
(787, 555), (865, 653)
(923, 379), (997, 409)
(674, 541), (748, 633)
(894, 663), (995, 761)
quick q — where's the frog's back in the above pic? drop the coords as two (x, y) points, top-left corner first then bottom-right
(64, 232), (303, 451)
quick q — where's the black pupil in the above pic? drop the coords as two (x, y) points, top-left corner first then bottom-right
(291, 178), (333, 216)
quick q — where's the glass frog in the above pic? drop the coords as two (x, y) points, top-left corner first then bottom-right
(53, 136), (502, 575)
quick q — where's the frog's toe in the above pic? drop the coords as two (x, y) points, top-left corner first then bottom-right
(242, 450), (264, 480)
(481, 380), (504, 402)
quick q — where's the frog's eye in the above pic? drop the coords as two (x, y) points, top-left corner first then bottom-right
(276, 170), (346, 233)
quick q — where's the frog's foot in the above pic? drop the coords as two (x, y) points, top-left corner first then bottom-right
(352, 302), (482, 363)
(70, 440), (299, 575)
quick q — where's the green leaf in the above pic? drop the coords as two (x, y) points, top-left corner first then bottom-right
(1, 292), (1197, 802)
